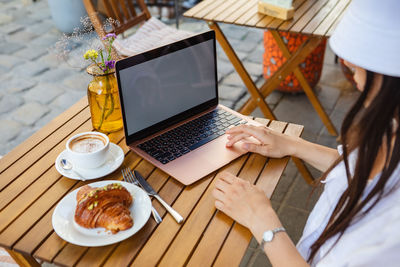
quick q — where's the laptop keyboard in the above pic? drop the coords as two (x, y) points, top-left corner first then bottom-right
(137, 109), (247, 164)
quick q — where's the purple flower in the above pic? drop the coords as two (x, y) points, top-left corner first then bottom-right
(105, 60), (115, 70)
(102, 33), (117, 40)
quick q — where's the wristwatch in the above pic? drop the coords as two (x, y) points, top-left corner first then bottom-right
(260, 227), (286, 248)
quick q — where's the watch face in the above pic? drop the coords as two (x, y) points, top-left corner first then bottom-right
(263, 230), (273, 242)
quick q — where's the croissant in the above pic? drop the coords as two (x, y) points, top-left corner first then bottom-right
(74, 183), (133, 233)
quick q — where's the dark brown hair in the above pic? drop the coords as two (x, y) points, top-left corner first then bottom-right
(308, 71), (400, 263)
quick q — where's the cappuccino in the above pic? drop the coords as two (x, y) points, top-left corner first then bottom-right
(69, 135), (106, 153)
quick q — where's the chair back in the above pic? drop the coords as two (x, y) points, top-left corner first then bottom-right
(83, 0), (151, 39)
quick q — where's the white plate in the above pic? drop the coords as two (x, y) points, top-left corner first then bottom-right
(55, 143), (124, 180)
(52, 180), (152, 247)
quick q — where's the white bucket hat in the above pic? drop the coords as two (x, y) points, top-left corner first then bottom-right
(329, 0), (400, 77)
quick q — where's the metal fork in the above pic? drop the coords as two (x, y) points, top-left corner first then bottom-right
(122, 168), (163, 224)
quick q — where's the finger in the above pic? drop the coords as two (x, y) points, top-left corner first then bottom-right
(242, 143), (268, 156)
(212, 188), (225, 201)
(226, 125), (268, 144)
(218, 171), (236, 184)
(215, 200), (225, 211)
(226, 133), (250, 147)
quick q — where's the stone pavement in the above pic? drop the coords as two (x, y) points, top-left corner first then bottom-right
(0, 0), (358, 266)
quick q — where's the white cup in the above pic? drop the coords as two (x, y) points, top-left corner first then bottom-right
(66, 131), (110, 169)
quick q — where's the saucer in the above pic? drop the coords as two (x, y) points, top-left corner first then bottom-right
(55, 143), (124, 180)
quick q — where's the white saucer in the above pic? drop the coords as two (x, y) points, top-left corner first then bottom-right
(55, 143), (124, 180)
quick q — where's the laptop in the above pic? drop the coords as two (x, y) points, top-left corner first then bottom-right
(115, 30), (262, 185)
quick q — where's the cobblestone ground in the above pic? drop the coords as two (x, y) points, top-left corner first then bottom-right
(0, 0), (358, 266)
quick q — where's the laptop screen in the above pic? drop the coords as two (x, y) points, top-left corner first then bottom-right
(116, 31), (218, 144)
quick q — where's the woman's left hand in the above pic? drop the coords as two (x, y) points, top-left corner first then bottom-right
(212, 171), (277, 230)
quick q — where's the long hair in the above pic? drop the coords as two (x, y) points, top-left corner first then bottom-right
(308, 72), (400, 263)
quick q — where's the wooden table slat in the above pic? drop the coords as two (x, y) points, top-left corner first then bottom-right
(235, 3), (259, 25)
(0, 108), (90, 192)
(313, 0), (350, 36)
(278, 0), (318, 31)
(183, 0), (214, 17)
(224, 0), (258, 24)
(290, 0), (329, 33)
(301, 0), (340, 35)
(192, 0), (226, 20)
(267, 0), (307, 29)
(203, 0), (236, 21)
(327, 6), (345, 36)
(214, 0), (248, 22)
(0, 98), (88, 174)
(243, 11), (266, 27)
(129, 156), (248, 267)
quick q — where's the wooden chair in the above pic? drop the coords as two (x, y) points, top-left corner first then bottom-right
(83, 0), (191, 58)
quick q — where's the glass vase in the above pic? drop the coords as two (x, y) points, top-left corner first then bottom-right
(86, 65), (123, 133)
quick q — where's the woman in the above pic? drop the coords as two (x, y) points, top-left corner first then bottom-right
(212, 0), (400, 266)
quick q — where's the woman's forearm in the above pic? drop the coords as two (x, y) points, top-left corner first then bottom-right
(289, 137), (339, 172)
(250, 207), (309, 267)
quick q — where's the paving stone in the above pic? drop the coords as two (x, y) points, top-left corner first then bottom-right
(36, 52), (69, 68)
(0, 22), (23, 34)
(8, 30), (39, 43)
(29, 32), (59, 47)
(222, 72), (257, 87)
(0, 95), (23, 114)
(315, 83), (341, 111)
(277, 205), (309, 244)
(217, 60), (234, 76)
(319, 64), (353, 90)
(6, 79), (37, 93)
(232, 39), (259, 53)
(240, 246), (257, 267)
(12, 61), (50, 77)
(14, 45), (49, 61)
(243, 61), (263, 77)
(23, 83), (64, 104)
(34, 107), (63, 128)
(323, 44), (336, 67)
(271, 161), (297, 203)
(11, 101), (50, 125)
(0, 54), (25, 69)
(50, 91), (86, 110)
(0, 41), (25, 54)
(247, 46), (264, 63)
(62, 73), (92, 91)
(0, 13), (12, 26)
(0, 119), (22, 142)
(34, 67), (76, 83)
(243, 30), (264, 44)
(27, 8), (51, 21)
(219, 85), (245, 101)
(217, 46), (248, 62)
(13, 16), (38, 27)
(248, 249), (270, 267)
(223, 25), (249, 40)
(274, 93), (324, 134)
(285, 174), (322, 212)
(25, 20), (55, 35)
(219, 99), (234, 109)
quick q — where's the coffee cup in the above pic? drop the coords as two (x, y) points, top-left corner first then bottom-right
(66, 131), (110, 169)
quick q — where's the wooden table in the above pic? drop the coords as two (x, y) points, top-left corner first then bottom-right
(184, 0), (351, 137)
(0, 98), (304, 267)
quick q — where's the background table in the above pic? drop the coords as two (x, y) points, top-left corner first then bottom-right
(0, 98), (304, 266)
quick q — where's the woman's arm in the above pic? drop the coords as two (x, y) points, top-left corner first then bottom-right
(213, 172), (309, 267)
(226, 125), (339, 172)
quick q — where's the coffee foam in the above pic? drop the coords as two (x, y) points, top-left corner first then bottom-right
(69, 135), (106, 153)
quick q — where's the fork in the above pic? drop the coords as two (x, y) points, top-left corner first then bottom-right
(122, 168), (163, 224)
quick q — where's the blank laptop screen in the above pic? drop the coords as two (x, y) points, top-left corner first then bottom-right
(119, 39), (216, 136)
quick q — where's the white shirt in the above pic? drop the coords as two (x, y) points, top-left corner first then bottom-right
(296, 146), (400, 266)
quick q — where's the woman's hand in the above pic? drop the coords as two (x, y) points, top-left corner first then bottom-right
(212, 171), (280, 231)
(226, 125), (299, 159)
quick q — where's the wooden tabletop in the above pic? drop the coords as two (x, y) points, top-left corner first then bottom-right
(0, 97), (304, 266)
(184, 0), (350, 36)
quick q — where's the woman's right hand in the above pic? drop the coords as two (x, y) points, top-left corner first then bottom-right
(225, 124), (299, 159)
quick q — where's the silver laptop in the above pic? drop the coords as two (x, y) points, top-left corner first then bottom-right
(115, 31), (261, 185)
